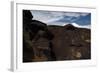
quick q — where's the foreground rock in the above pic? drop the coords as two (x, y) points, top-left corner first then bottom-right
(48, 24), (91, 60)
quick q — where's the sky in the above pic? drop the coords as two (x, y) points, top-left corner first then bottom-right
(30, 10), (91, 28)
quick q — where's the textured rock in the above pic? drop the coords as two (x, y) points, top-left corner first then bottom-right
(23, 10), (91, 62)
(48, 24), (91, 60)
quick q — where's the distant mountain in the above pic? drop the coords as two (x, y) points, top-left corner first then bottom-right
(47, 25), (62, 27)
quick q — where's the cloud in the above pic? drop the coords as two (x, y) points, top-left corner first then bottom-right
(71, 23), (91, 29)
(45, 16), (64, 23)
(31, 10), (89, 22)
(63, 12), (88, 17)
(30, 10), (90, 27)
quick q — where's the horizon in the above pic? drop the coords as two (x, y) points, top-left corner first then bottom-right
(30, 10), (91, 28)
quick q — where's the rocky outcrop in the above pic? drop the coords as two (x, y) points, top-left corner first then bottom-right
(48, 24), (90, 60)
(23, 10), (55, 62)
(23, 10), (91, 62)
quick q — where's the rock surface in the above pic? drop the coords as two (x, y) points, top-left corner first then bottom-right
(48, 24), (90, 60)
(23, 10), (91, 62)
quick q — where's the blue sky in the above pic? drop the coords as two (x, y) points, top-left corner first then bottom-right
(31, 10), (91, 28)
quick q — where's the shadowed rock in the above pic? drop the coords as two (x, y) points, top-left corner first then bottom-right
(48, 24), (91, 60)
(23, 10), (91, 62)
(23, 10), (56, 62)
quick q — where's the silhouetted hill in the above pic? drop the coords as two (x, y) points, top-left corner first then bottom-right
(48, 25), (62, 27)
